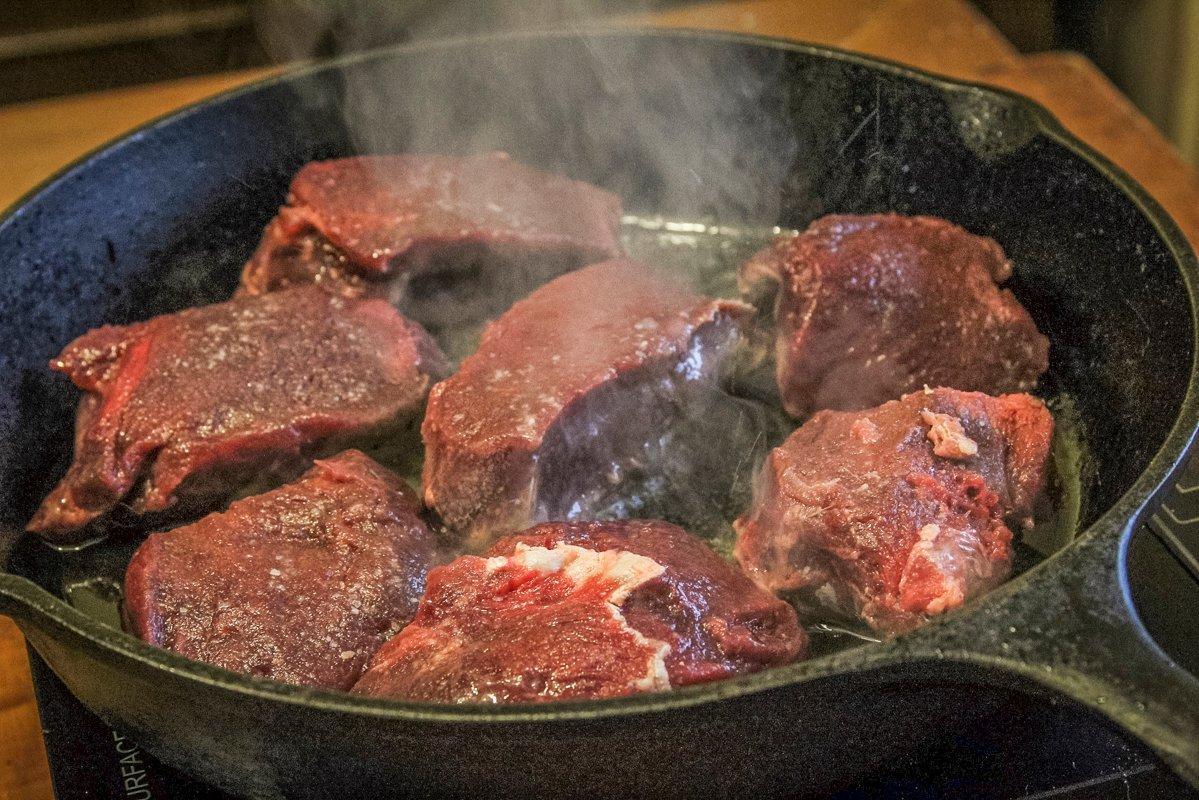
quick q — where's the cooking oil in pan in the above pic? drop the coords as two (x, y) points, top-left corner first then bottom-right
(41, 214), (1089, 663)
(1024, 393), (1090, 558)
(63, 578), (125, 631)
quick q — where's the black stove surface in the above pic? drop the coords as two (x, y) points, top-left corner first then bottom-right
(29, 457), (1199, 800)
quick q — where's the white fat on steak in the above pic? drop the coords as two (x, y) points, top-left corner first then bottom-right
(897, 522), (999, 615)
(920, 409), (979, 460)
(486, 542), (672, 691)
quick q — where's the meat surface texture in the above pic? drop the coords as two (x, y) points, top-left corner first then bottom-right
(733, 388), (1053, 633)
(352, 520), (805, 703)
(238, 153), (624, 332)
(124, 451), (437, 689)
(741, 213), (1050, 417)
(29, 286), (448, 540)
(420, 259), (755, 549)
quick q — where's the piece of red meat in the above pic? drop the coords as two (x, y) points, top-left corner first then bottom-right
(733, 388), (1053, 633)
(352, 520), (805, 703)
(124, 450), (437, 689)
(29, 286), (448, 540)
(238, 153), (624, 331)
(420, 259), (754, 549)
(740, 213), (1049, 417)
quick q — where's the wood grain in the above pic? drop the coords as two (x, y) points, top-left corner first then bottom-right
(0, 620), (51, 800)
(3, 1), (1198, 797)
(0, 68), (276, 211)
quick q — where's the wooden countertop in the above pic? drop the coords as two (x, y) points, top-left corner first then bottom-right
(3, 1), (1198, 797)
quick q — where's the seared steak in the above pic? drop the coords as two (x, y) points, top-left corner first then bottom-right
(352, 520), (805, 703)
(30, 286), (448, 540)
(238, 153), (624, 332)
(124, 451), (437, 689)
(734, 388), (1053, 633)
(420, 259), (756, 549)
(741, 214), (1049, 417)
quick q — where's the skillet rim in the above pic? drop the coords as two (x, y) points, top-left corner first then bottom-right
(2, 25), (1198, 723)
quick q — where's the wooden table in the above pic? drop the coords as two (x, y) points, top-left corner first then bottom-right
(3, 2), (1198, 797)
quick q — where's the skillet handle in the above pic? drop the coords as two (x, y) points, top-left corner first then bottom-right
(919, 521), (1199, 787)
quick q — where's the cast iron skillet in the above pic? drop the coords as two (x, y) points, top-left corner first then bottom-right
(1, 29), (1198, 799)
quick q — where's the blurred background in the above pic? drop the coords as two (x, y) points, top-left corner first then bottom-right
(0, 0), (1197, 165)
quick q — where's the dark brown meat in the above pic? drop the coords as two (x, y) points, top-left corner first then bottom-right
(238, 153), (624, 331)
(352, 520), (805, 703)
(420, 259), (754, 549)
(741, 213), (1049, 417)
(124, 451), (437, 689)
(29, 286), (448, 541)
(733, 388), (1053, 633)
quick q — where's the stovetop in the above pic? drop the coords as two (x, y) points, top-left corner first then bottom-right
(28, 458), (1199, 800)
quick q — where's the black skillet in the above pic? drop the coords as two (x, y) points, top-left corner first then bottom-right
(1, 29), (1198, 799)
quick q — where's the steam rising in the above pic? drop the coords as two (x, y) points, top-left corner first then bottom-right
(253, 3), (803, 545)
(256, 1), (798, 223)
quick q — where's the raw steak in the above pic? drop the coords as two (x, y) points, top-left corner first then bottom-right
(734, 388), (1053, 633)
(124, 451), (437, 689)
(420, 259), (757, 549)
(352, 520), (805, 703)
(30, 286), (448, 540)
(238, 152), (624, 332)
(741, 213), (1049, 417)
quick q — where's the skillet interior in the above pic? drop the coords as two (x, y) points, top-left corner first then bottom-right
(0, 28), (1186, 629)
(0, 211), (1092, 655)
(0, 29), (1196, 799)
